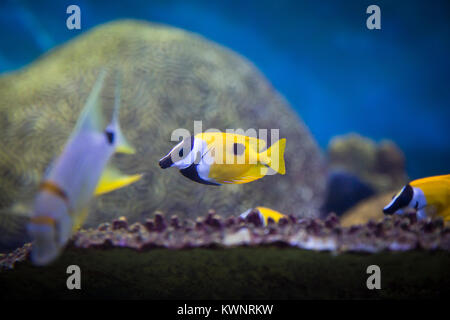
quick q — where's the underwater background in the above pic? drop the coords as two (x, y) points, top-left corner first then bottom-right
(1, 1), (450, 300)
(0, 0), (449, 180)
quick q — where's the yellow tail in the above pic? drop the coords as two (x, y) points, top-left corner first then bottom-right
(264, 138), (286, 175)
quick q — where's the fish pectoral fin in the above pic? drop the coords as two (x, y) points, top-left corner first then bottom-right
(95, 165), (142, 196)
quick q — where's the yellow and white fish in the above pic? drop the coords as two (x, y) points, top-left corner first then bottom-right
(159, 132), (286, 185)
(383, 174), (450, 221)
(27, 71), (142, 266)
(240, 206), (288, 226)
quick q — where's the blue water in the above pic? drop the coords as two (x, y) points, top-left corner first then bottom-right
(0, 0), (449, 179)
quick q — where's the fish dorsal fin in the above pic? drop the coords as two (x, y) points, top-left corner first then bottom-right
(94, 165), (142, 196)
(106, 73), (136, 154)
(246, 136), (266, 152)
(224, 134), (266, 164)
(226, 134), (266, 152)
(198, 133), (266, 151)
(73, 70), (108, 136)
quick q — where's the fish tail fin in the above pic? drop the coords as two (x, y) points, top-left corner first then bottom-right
(95, 165), (142, 196)
(27, 218), (60, 266)
(264, 138), (286, 175)
(110, 72), (136, 154)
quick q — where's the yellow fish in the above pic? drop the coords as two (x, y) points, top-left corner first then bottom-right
(159, 132), (286, 185)
(240, 206), (288, 226)
(27, 71), (142, 266)
(383, 174), (450, 221)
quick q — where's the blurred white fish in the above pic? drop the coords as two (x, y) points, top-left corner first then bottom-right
(27, 70), (142, 266)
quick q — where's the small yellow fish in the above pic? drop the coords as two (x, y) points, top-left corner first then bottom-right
(159, 132), (286, 185)
(240, 206), (288, 226)
(27, 71), (142, 266)
(383, 174), (450, 221)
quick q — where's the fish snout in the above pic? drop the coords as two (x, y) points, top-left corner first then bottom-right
(159, 155), (173, 169)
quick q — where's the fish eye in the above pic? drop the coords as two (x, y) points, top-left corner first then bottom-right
(105, 130), (114, 144)
(172, 137), (195, 162)
(233, 143), (245, 155)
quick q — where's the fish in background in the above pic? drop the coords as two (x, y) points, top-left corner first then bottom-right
(383, 174), (450, 221)
(240, 206), (288, 226)
(159, 132), (286, 185)
(27, 70), (142, 266)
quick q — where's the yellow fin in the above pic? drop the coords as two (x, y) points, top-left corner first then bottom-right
(411, 174), (450, 186)
(95, 166), (142, 196)
(255, 206), (287, 224)
(263, 138), (286, 175)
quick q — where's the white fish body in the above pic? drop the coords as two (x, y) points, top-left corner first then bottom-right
(28, 71), (141, 266)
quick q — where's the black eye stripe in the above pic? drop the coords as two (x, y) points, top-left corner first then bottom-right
(181, 136), (195, 153)
(383, 184), (413, 214)
(173, 136), (195, 161)
(105, 130), (114, 144)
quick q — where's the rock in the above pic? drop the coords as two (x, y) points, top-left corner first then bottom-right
(325, 134), (409, 223)
(327, 133), (407, 193)
(322, 170), (375, 216)
(112, 216), (128, 230)
(0, 19), (325, 239)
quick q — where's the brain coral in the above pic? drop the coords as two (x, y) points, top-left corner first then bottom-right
(0, 20), (325, 236)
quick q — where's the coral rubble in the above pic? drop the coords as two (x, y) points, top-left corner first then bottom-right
(2, 211), (449, 271)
